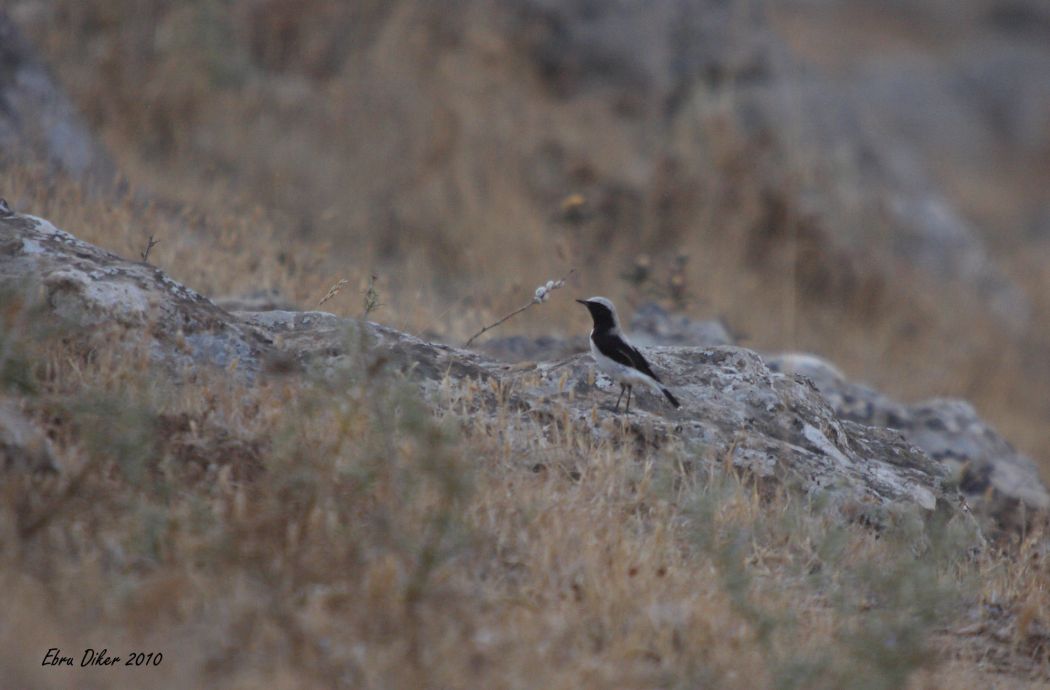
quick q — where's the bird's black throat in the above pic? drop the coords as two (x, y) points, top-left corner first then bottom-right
(577, 300), (616, 332)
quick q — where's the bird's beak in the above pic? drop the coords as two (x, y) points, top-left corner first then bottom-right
(575, 299), (588, 305)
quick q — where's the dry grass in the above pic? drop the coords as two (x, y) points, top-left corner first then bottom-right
(0, 164), (334, 306)
(2, 284), (1048, 688)
(2, 2), (1050, 685)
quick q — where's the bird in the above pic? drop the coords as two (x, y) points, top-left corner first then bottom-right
(576, 297), (680, 413)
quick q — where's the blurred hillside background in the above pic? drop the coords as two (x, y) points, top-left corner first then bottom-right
(4, 0), (1049, 470)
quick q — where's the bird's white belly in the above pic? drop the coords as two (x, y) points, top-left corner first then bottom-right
(589, 337), (660, 390)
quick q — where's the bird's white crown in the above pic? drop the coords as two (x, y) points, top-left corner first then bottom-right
(581, 296), (621, 329)
(583, 296), (617, 313)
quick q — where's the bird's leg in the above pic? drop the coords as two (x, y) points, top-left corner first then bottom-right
(614, 383), (626, 412)
(625, 385), (633, 414)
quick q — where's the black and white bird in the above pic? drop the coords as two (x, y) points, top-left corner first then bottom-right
(576, 297), (680, 413)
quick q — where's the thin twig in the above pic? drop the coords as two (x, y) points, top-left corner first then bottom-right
(465, 268), (575, 347)
(140, 235), (160, 262)
(465, 303), (534, 347)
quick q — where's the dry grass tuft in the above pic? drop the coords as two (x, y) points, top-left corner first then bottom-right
(317, 279), (349, 308)
(0, 165), (336, 308)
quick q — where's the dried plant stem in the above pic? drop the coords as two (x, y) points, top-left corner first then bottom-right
(465, 268), (574, 347)
(362, 274), (381, 318)
(140, 234), (160, 262)
(465, 303), (534, 347)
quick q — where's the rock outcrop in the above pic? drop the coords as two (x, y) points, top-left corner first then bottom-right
(0, 210), (270, 372)
(4, 209), (1047, 536)
(768, 353), (1050, 529)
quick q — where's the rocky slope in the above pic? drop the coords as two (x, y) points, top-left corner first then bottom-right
(3, 208), (1046, 535)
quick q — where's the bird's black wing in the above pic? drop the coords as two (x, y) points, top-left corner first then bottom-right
(592, 332), (663, 383)
(624, 343), (663, 383)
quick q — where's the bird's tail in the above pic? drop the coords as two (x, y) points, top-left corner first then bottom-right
(661, 387), (680, 408)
